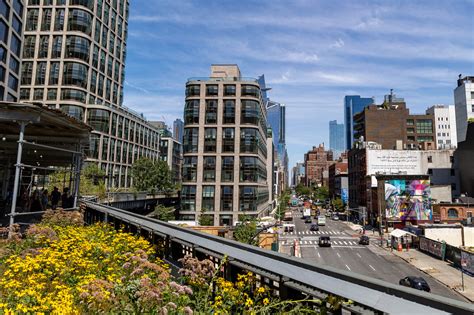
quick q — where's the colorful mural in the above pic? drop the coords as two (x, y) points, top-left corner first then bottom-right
(384, 179), (431, 220)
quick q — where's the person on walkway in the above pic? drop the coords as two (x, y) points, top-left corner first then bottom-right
(61, 188), (70, 208)
(30, 190), (43, 212)
(41, 189), (49, 210)
(51, 187), (61, 210)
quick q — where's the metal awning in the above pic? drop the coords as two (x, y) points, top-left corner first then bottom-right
(0, 102), (92, 167)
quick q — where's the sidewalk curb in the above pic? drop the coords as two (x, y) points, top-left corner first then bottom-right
(373, 244), (473, 303)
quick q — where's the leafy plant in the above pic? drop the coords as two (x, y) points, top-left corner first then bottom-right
(131, 158), (174, 193)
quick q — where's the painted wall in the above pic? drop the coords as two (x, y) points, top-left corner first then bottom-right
(424, 227), (462, 246)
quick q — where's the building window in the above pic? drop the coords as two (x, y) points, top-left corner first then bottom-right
(182, 156), (197, 182)
(221, 186), (233, 211)
(20, 62), (33, 85)
(406, 119), (414, 126)
(447, 208), (458, 218)
(20, 88), (30, 100)
(47, 89), (57, 100)
(89, 134), (100, 159)
(41, 9), (52, 31)
(35, 62), (47, 85)
(10, 34), (21, 57)
(68, 9), (92, 35)
(206, 85), (218, 96)
(49, 62), (60, 85)
(33, 89), (43, 100)
(202, 186), (215, 212)
(26, 9), (39, 31)
(54, 9), (65, 31)
(183, 128), (198, 153)
(221, 156), (234, 182)
(418, 136), (433, 142)
(61, 89), (86, 103)
(23, 36), (36, 58)
(8, 74), (18, 91)
(240, 128), (259, 154)
(181, 185), (196, 211)
(427, 156), (432, 163)
(240, 156), (266, 183)
(224, 85), (236, 96)
(61, 105), (84, 121)
(205, 100), (218, 124)
(222, 128), (234, 152)
(204, 128), (217, 152)
(9, 57), (20, 75)
(239, 186), (268, 211)
(241, 100), (260, 125)
(38, 36), (49, 58)
(185, 84), (200, 97)
(427, 168), (432, 175)
(52, 36), (62, 58)
(184, 100), (199, 124)
(203, 156), (216, 182)
(66, 36), (90, 62)
(63, 62), (88, 88)
(241, 85), (260, 98)
(87, 109), (109, 133)
(416, 119), (433, 134)
(223, 100), (235, 124)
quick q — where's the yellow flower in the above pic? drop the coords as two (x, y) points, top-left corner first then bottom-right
(257, 287), (265, 294)
(263, 298), (269, 305)
(245, 298), (253, 307)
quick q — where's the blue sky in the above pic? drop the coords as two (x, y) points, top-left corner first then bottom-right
(123, 0), (474, 168)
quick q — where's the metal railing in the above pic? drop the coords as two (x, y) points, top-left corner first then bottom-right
(81, 201), (473, 315)
(187, 77), (259, 83)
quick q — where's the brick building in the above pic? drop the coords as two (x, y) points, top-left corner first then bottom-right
(353, 101), (436, 150)
(304, 144), (333, 187)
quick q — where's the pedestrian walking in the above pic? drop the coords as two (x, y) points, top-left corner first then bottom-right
(61, 188), (70, 208)
(41, 189), (49, 210)
(51, 187), (61, 210)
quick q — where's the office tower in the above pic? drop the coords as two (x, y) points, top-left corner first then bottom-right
(173, 118), (184, 143)
(181, 64), (273, 226)
(0, 0), (24, 101)
(454, 76), (474, 142)
(426, 105), (457, 149)
(329, 120), (344, 158)
(344, 95), (374, 150)
(19, 0), (160, 188)
(267, 100), (288, 189)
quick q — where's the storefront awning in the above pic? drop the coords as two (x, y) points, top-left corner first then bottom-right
(390, 228), (417, 238)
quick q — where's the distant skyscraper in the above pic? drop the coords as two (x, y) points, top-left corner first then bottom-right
(329, 120), (344, 158)
(426, 105), (457, 149)
(173, 118), (184, 143)
(267, 100), (288, 189)
(454, 76), (474, 143)
(0, 0), (24, 101)
(344, 95), (374, 149)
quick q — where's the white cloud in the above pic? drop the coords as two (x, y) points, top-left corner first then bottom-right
(330, 38), (345, 48)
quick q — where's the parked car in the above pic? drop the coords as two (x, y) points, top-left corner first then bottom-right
(305, 217), (312, 224)
(318, 236), (331, 247)
(399, 276), (431, 292)
(359, 235), (370, 245)
(310, 224), (319, 231)
(332, 215), (339, 221)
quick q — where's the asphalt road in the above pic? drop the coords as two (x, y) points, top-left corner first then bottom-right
(279, 209), (468, 302)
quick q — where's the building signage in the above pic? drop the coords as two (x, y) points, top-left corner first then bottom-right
(367, 150), (421, 175)
(384, 179), (431, 220)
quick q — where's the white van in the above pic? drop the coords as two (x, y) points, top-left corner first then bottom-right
(317, 216), (326, 226)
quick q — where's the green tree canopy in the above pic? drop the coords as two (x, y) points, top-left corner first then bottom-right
(148, 204), (176, 221)
(233, 217), (258, 246)
(295, 184), (312, 196)
(131, 158), (173, 193)
(332, 198), (344, 212)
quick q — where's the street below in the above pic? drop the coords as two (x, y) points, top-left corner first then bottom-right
(279, 208), (468, 302)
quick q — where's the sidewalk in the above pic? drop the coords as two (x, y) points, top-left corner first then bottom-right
(388, 247), (474, 302)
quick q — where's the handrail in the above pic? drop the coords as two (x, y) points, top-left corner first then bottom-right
(82, 201), (474, 315)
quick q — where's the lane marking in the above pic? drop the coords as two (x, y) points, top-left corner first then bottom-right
(343, 241), (348, 245)
(336, 252), (341, 258)
(345, 264), (351, 271)
(356, 253), (362, 258)
(369, 265), (376, 271)
(317, 252), (321, 258)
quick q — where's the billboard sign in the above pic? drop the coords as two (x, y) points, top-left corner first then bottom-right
(384, 179), (431, 220)
(367, 150), (421, 175)
(341, 188), (348, 204)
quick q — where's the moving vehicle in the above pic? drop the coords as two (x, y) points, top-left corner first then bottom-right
(317, 215), (326, 226)
(310, 224), (319, 231)
(283, 211), (293, 221)
(399, 277), (431, 292)
(283, 224), (295, 233)
(359, 235), (370, 245)
(303, 208), (311, 218)
(318, 236), (331, 247)
(304, 217), (312, 224)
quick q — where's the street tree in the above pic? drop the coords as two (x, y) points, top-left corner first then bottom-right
(233, 217), (258, 246)
(131, 158), (174, 193)
(148, 204), (175, 221)
(332, 198), (344, 212)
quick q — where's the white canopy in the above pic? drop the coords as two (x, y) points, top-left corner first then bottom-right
(390, 229), (417, 238)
